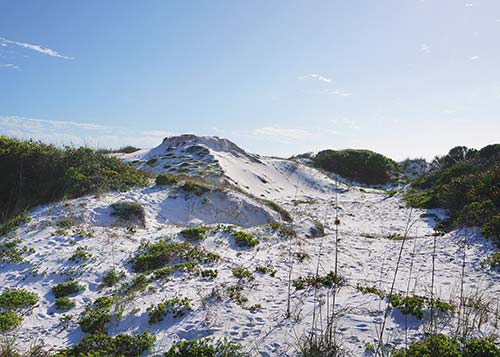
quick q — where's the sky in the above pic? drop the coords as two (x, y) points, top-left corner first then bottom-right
(1, 0), (499, 160)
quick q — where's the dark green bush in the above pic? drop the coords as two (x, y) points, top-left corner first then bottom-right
(293, 271), (346, 290)
(164, 337), (243, 357)
(180, 226), (209, 241)
(55, 297), (75, 311)
(101, 268), (125, 287)
(79, 296), (114, 334)
(232, 231), (259, 248)
(131, 241), (219, 273)
(181, 181), (211, 196)
(52, 281), (86, 298)
(0, 289), (38, 311)
(231, 266), (254, 280)
(155, 173), (179, 186)
(313, 149), (399, 185)
(0, 136), (148, 222)
(54, 332), (155, 357)
(0, 212), (31, 237)
(389, 294), (425, 319)
(405, 144), (500, 244)
(393, 334), (500, 357)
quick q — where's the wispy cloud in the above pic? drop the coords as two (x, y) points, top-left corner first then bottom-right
(0, 36), (74, 60)
(470, 55), (480, 60)
(0, 63), (20, 71)
(331, 118), (359, 130)
(297, 73), (332, 83)
(420, 43), (431, 54)
(320, 89), (353, 97)
(0, 115), (174, 149)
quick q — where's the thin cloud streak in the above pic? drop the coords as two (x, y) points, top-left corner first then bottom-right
(0, 37), (74, 60)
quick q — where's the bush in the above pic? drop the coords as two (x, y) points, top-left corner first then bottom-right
(78, 296), (114, 334)
(181, 181), (211, 196)
(200, 269), (218, 279)
(155, 173), (178, 186)
(313, 149), (399, 185)
(0, 311), (22, 332)
(180, 226), (209, 241)
(54, 332), (156, 357)
(255, 265), (277, 277)
(52, 281), (86, 298)
(147, 296), (192, 324)
(131, 241), (219, 273)
(0, 136), (148, 222)
(231, 266), (254, 280)
(389, 294), (425, 319)
(55, 297), (75, 311)
(488, 252), (500, 268)
(0, 289), (38, 311)
(293, 272), (346, 290)
(110, 201), (146, 227)
(0, 212), (31, 237)
(101, 268), (125, 287)
(164, 337), (243, 357)
(393, 334), (500, 357)
(232, 231), (259, 248)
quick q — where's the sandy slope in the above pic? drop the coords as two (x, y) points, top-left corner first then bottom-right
(2, 136), (499, 356)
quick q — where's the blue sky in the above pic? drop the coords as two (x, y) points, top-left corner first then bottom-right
(1, 1), (499, 160)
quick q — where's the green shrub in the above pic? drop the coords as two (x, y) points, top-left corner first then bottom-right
(200, 269), (218, 279)
(131, 241), (219, 273)
(488, 252), (500, 268)
(0, 136), (148, 222)
(79, 296), (114, 334)
(0, 239), (31, 263)
(270, 222), (297, 237)
(55, 297), (75, 311)
(110, 201), (146, 227)
(155, 173), (178, 186)
(293, 271), (346, 290)
(0, 289), (38, 311)
(313, 149), (399, 185)
(181, 181), (211, 196)
(232, 266), (254, 280)
(123, 274), (149, 295)
(101, 268), (125, 287)
(69, 246), (92, 262)
(0, 311), (22, 332)
(389, 294), (425, 319)
(227, 285), (248, 305)
(146, 158), (158, 166)
(147, 296), (192, 324)
(393, 334), (500, 357)
(180, 226), (209, 241)
(52, 281), (86, 298)
(232, 231), (259, 248)
(255, 265), (277, 277)
(0, 212), (31, 236)
(264, 200), (293, 222)
(53, 331), (155, 357)
(164, 337), (243, 357)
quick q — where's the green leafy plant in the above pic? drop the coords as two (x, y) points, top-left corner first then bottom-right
(110, 201), (146, 227)
(78, 296), (114, 334)
(147, 296), (192, 324)
(232, 230), (259, 248)
(155, 173), (179, 186)
(232, 266), (254, 280)
(52, 281), (86, 298)
(293, 271), (346, 290)
(164, 337), (243, 357)
(180, 226), (209, 241)
(55, 297), (76, 311)
(101, 268), (125, 287)
(255, 265), (277, 277)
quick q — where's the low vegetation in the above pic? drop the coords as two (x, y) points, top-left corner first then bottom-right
(78, 296), (114, 334)
(313, 148), (399, 185)
(232, 230), (259, 248)
(53, 331), (155, 357)
(131, 241), (219, 273)
(293, 271), (346, 290)
(0, 288), (38, 332)
(164, 337), (242, 357)
(180, 226), (209, 241)
(392, 334), (500, 356)
(155, 173), (178, 186)
(147, 296), (192, 323)
(405, 144), (500, 243)
(0, 136), (148, 222)
(52, 281), (86, 298)
(55, 297), (76, 311)
(263, 200), (293, 222)
(110, 201), (146, 227)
